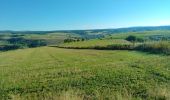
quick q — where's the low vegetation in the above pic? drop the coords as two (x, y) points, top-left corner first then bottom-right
(0, 47), (169, 99)
(59, 31), (170, 55)
(59, 39), (131, 49)
(0, 37), (47, 51)
(0, 33), (74, 51)
(135, 41), (170, 55)
(0, 44), (22, 51)
(125, 35), (144, 42)
(107, 30), (170, 40)
(0, 29), (170, 99)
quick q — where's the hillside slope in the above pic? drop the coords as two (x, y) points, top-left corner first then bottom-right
(0, 47), (169, 99)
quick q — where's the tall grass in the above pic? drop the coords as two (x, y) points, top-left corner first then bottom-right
(59, 44), (134, 50)
(59, 39), (170, 55)
(135, 41), (170, 55)
(58, 39), (134, 50)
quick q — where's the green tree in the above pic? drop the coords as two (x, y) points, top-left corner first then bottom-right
(126, 35), (137, 42)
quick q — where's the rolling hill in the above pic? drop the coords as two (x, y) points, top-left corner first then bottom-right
(0, 26), (170, 99)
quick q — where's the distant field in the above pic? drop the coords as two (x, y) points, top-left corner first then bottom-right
(22, 33), (71, 45)
(0, 30), (170, 47)
(0, 29), (170, 99)
(107, 30), (170, 40)
(0, 32), (79, 45)
(59, 30), (170, 55)
(59, 39), (131, 48)
(0, 47), (169, 99)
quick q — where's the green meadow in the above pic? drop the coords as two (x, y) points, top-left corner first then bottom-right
(0, 29), (170, 100)
(0, 47), (170, 100)
(1, 0), (170, 99)
(59, 39), (131, 48)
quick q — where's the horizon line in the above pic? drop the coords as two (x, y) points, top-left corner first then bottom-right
(0, 25), (170, 32)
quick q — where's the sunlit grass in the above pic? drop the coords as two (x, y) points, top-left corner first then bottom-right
(136, 41), (170, 55)
(0, 47), (169, 99)
(59, 39), (131, 48)
(107, 30), (170, 39)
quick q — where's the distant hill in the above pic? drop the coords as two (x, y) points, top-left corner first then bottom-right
(0, 25), (170, 38)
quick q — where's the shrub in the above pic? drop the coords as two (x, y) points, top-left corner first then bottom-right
(81, 38), (85, 41)
(126, 35), (144, 42)
(106, 44), (134, 50)
(64, 39), (76, 43)
(126, 35), (137, 42)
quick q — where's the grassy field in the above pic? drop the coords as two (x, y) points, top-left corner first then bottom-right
(0, 30), (170, 99)
(0, 32), (79, 46)
(59, 39), (131, 48)
(0, 47), (170, 100)
(59, 30), (170, 55)
(107, 30), (170, 40)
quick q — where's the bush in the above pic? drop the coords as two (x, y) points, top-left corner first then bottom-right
(126, 35), (137, 42)
(64, 39), (76, 43)
(64, 38), (85, 43)
(126, 35), (144, 42)
(105, 44), (134, 50)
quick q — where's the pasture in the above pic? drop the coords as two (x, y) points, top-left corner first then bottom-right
(0, 47), (169, 99)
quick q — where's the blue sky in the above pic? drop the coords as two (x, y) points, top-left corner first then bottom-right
(0, 0), (170, 30)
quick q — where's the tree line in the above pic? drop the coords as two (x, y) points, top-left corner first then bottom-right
(0, 37), (47, 51)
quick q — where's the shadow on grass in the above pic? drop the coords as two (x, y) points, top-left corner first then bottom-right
(49, 45), (170, 56)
